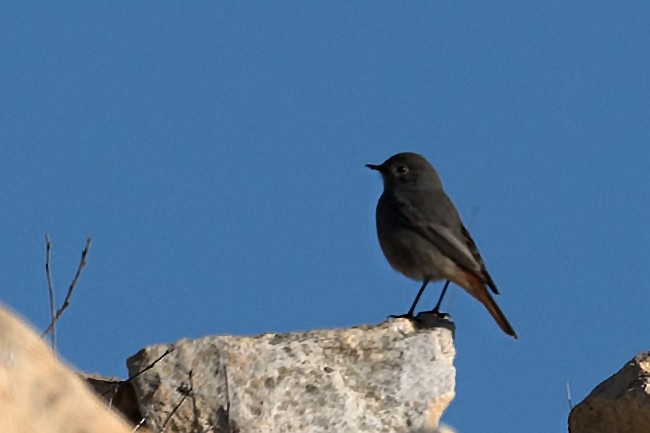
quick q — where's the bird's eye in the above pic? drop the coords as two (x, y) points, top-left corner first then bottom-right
(395, 165), (408, 174)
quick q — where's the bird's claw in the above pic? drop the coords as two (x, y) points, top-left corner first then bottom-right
(419, 309), (450, 319)
(388, 313), (415, 320)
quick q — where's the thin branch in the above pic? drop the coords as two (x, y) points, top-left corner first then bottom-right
(161, 379), (192, 432)
(132, 406), (151, 432)
(107, 385), (118, 410)
(44, 234), (56, 349)
(102, 348), (175, 398)
(161, 395), (188, 431)
(125, 348), (174, 384)
(41, 237), (93, 337)
(101, 349), (174, 431)
(132, 416), (147, 432)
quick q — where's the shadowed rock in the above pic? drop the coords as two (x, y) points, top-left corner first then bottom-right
(569, 351), (650, 433)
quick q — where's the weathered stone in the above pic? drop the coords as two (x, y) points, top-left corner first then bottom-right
(127, 314), (456, 433)
(0, 304), (134, 433)
(82, 372), (142, 425)
(569, 351), (650, 433)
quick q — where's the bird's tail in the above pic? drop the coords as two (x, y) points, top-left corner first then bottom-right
(458, 271), (518, 338)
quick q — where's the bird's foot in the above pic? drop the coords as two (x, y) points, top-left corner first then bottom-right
(419, 309), (450, 319)
(388, 312), (415, 320)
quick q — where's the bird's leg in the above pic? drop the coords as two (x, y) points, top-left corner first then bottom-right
(407, 278), (430, 315)
(432, 280), (450, 312)
(389, 278), (430, 319)
(422, 280), (451, 316)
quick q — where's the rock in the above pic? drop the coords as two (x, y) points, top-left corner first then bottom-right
(0, 304), (134, 433)
(81, 372), (143, 425)
(127, 314), (456, 433)
(569, 351), (650, 433)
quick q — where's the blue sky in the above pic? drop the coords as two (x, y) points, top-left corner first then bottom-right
(2, 3), (649, 432)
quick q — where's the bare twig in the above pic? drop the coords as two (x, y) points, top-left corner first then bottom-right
(125, 348), (174, 384)
(132, 416), (147, 432)
(107, 385), (118, 411)
(132, 406), (151, 432)
(161, 395), (188, 431)
(44, 234), (56, 349)
(102, 348), (175, 399)
(101, 349), (175, 431)
(41, 237), (93, 337)
(161, 378), (192, 432)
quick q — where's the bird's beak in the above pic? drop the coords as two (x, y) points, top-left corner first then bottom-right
(365, 163), (381, 171)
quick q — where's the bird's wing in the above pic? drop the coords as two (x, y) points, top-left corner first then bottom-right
(392, 189), (499, 294)
(392, 192), (483, 278)
(461, 224), (499, 295)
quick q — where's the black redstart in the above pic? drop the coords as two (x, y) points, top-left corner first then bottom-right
(367, 152), (517, 338)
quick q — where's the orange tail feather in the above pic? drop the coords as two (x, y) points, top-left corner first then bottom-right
(456, 271), (518, 338)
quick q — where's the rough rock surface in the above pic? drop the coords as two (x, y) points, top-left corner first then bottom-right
(569, 351), (650, 433)
(0, 304), (134, 433)
(82, 372), (143, 425)
(127, 314), (456, 433)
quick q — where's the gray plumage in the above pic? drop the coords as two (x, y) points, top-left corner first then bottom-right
(367, 152), (516, 338)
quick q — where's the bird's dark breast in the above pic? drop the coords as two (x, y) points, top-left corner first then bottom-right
(375, 195), (443, 281)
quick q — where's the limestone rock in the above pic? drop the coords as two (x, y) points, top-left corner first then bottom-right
(0, 304), (134, 433)
(82, 372), (143, 425)
(127, 314), (456, 433)
(569, 351), (650, 433)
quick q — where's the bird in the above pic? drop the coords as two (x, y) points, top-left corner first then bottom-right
(366, 152), (517, 338)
